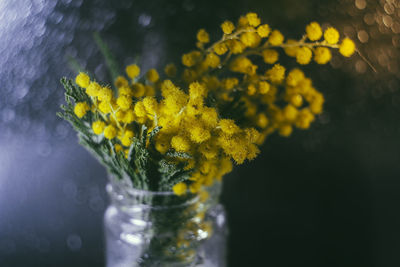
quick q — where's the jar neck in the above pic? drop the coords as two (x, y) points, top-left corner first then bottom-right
(106, 175), (223, 215)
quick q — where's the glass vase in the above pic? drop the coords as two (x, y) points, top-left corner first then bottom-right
(104, 176), (228, 267)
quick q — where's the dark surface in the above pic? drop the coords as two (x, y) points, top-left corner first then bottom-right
(1, 0), (400, 266)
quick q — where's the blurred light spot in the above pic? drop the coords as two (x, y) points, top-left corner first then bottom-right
(384, 2), (395, 15)
(74, 187), (87, 205)
(378, 52), (389, 67)
(138, 13), (151, 27)
(344, 25), (356, 37)
(364, 13), (375, 25)
(393, 35), (400, 47)
(36, 142), (52, 157)
(392, 21), (400, 33)
(357, 30), (369, 43)
(355, 0), (367, 10)
(2, 108), (15, 123)
(383, 15), (394, 27)
(121, 233), (142, 245)
(55, 123), (69, 139)
(89, 196), (105, 212)
(355, 60), (367, 73)
(67, 234), (82, 251)
(330, 55), (343, 69)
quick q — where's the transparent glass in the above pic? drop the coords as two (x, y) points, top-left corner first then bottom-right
(104, 176), (227, 267)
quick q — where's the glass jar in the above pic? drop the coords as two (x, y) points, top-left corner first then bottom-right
(104, 176), (227, 267)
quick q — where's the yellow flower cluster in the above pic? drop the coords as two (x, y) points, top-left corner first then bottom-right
(72, 13), (356, 195)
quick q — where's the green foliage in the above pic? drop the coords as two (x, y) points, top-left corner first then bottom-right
(57, 78), (192, 192)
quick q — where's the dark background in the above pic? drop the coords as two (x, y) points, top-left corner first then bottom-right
(1, 0), (400, 266)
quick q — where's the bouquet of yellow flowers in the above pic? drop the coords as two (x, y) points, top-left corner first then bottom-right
(58, 12), (355, 266)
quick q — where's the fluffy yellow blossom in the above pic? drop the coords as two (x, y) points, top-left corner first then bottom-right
(306, 22), (322, 41)
(118, 86), (133, 97)
(134, 101), (147, 117)
(290, 94), (303, 107)
(296, 47), (312, 65)
(114, 144), (123, 153)
(240, 32), (261, 48)
(162, 86), (188, 115)
(262, 49), (279, 64)
(257, 24), (271, 38)
(98, 101), (112, 114)
(256, 113), (269, 128)
(314, 47), (332, 64)
(190, 124), (211, 143)
(172, 182), (187, 196)
(339, 37), (356, 57)
(104, 125), (117, 139)
(92, 120), (106, 135)
(189, 182), (202, 194)
(222, 78), (239, 90)
(126, 64), (140, 79)
(186, 99), (204, 116)
(182, 51), (201, 67)
(155, 134), (170, 154)
(164, 63), (177, 77)
(247, 84), (257, 95)
(283, 105), (298, 121)
(115, 110), (125, 122)
(74, 102), (90, 118)
(258, 81), (270, 94)
(114, 76), (129, 88)
(266, 64), (286, 83)
(324, 27), (339, 44)
(238, 16), (249, 27)
(286, 68), (305, 86)
(189, 82), (206, 99)
(146, 68), (159, 83)
(221, 20), (235, 34)
(230, 57), (257, 75)
(227, 39), (245, 54)
(246, 12), (261, 27)
(279, 124), (293, 137)
(199, 141), (218, 159)
(132, 83), (146, 98)
(75, 72), (90, 88)
(268, 30), (284, 46)
(171, 135), (191, 152)
(204, 53), (220, 68)
(122, 110), (135, 124)
(201, 107), (218, 128)
(197, 29), (210, 43)
(295, 108), (315, 129)
(245, 128), (260, 143)
(142, 96), (158, 115)
(214, 42), (228, 55)
(97, 87), (113, 102)
(86, 81), (101, 97)
(284, 39), (299, 57)
(219, 119), (240, 135)
(116, 95), (132, 111)
(121, 130), (135, 147)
